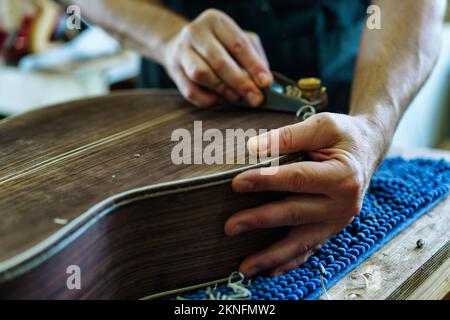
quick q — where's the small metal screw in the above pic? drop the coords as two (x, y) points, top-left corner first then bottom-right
(416, 239), (425, 249)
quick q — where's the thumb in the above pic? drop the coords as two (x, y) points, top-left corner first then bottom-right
(247, 114), (337, 155)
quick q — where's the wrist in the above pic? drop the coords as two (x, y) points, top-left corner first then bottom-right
(144, 17), (188, 66)
(352, 113), (394, 172)
(351, 99), (402, 147)
(158, 30), (182, 69)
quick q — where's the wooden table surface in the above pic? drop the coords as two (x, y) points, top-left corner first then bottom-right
(320, 148), (450, 300)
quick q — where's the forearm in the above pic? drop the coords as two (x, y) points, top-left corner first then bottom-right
(350, 0), (446, 161)
(70, 0), (188, 64)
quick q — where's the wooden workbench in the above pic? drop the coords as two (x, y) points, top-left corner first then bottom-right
(321, 148), (450, 300)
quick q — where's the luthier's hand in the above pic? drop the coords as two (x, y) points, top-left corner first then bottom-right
(225, 113), (384, 277)
(162, 9), (273, 108)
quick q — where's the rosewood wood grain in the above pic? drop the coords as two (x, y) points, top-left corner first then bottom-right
(0, 90), (304, 299)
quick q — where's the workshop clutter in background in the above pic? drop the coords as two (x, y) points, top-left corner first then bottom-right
(0, 0), (139, 117)
(0, 0), (82, 66)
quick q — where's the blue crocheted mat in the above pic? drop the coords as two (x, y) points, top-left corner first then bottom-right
(182, 157), (450, 300)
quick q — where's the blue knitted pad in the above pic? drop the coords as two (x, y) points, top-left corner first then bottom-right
(182, 157), (450, 300)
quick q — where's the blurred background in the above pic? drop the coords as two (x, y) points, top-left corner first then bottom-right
(0, 0), (449, 151)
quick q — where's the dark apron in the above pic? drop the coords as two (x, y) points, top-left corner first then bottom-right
(139, 0), (369, 113)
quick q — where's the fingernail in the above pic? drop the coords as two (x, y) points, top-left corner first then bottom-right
(224, 88), (239, 102)
(247, 137), (258, 155)
(248, 135), (268, 154)
(258, 135), (268, 151)
(246, 91), (263, 107)
(257, 72), (272, 87)
(272, 270), (284, 277)
(233, 180), (254, 192)
(233, 223), (248, 235)
(246, 266), (260, 277)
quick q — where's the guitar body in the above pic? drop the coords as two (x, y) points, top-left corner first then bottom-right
(0, 91), (303, 299)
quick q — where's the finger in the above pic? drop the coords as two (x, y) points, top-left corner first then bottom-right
(270, 253), (313, 277)
(271, 224), (342, 276)
(247, 114), (340, 155)
(239, 223), (332, 277)
(180, 47), (239, 102)
(213, 17), (272, 88)
(187, 30), (264, 107)
(246, 32), (269, 69)
(225, 195), (332, 236)
(170, 65), (219, 108)
(232, 160), (344, 194)
(308, 150), (335, 162)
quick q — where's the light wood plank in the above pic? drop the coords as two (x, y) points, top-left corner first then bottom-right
(405, 254), (450, 300)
